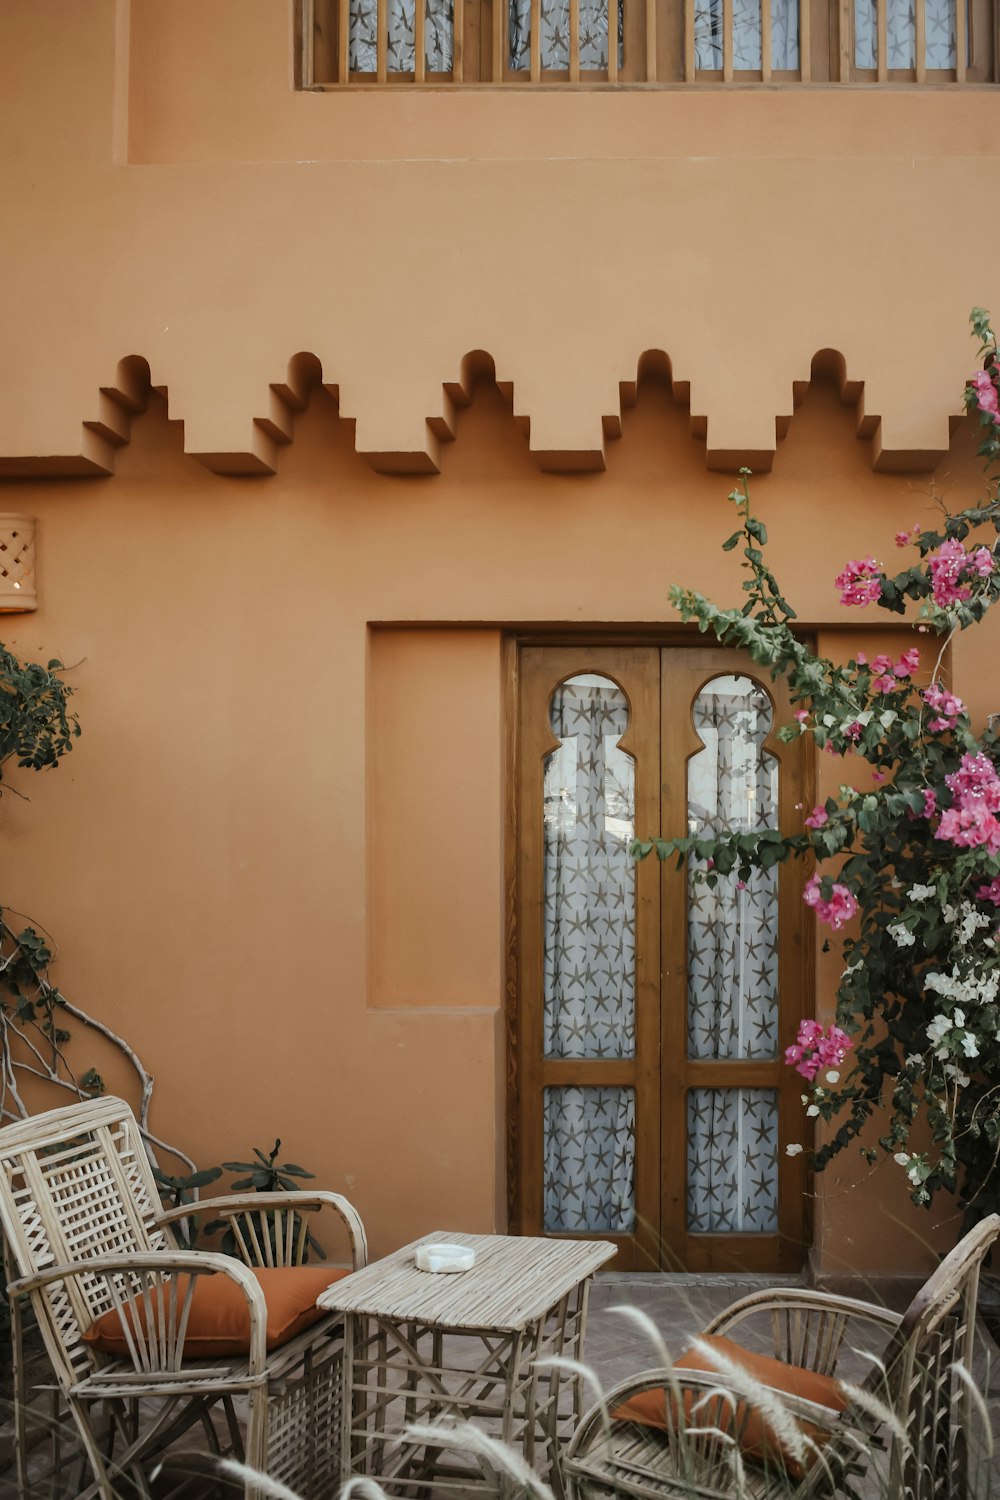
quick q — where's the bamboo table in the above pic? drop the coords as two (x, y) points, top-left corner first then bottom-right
(317, 1229), (616, 1498)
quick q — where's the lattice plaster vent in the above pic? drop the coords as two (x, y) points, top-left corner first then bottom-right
(0, 517), (37, 612)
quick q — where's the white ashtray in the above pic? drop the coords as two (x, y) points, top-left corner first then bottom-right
(415, 1242), (476, 1274)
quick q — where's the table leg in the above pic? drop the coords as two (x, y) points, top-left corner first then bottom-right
(339, 1310), (357, 1484)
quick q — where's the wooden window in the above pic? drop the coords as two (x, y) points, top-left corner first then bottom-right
(301, 0), (995, 82)
(303, 0), (657, 80)
(846, 0), (996, 80)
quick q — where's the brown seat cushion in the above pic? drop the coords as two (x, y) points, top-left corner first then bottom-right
(83, 1264), (350, 1358)
(611, 1333), (849, 1479)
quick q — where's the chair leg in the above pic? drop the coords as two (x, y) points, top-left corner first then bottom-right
(222, 1395), (245, 1460)
(243, 1386), (269, 1500)
(11, 1288), (33, 1500)
(65, 1397), (121, 1500)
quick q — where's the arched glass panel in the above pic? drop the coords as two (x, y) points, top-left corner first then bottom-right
(687, 674), (778, 1062)
(542, 673), (636, 1236)
(686, 674), (780, 1237)
(542, 674), (635, 1061)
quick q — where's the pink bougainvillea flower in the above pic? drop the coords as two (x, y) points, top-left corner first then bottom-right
(946, 751), (1000, 803)
(922, 788), (937, 818)
(928, 539), (973, 607)
(871, 674), (896, 693)
(926, 538), (994, 608)
(835, 558), (883, 608)
(936, 754), (1000, 853)
(804, 805), (828, 829)
(970, 370), (1000, 419)
(817, 1026), (853, 1068)
(895, 647), (921, 677)
(922, 682), (966, 731)
(976, 878), (1000, 906)
(872, 770), (886, 784)
(803, 874), (859, 929)
(785, 1019), (853, 1080)
(844, 721), (863, 742)
(937, 804), (1000, 852)
(795, 709), (809, 722)
(855, 651), (868, 665)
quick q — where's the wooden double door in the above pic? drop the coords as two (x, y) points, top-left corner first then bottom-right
(513, 644), (809, 1272)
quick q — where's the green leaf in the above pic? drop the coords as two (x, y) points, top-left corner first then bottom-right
(186, 1167), (223, 1188)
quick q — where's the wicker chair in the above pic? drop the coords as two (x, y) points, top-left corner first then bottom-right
(0, 1094), (368, 1500)
(564, 1213), (1000, 1500)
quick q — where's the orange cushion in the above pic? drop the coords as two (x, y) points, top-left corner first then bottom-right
(611, 1334), (849, 1480)
(82, 1264), (350, 1358)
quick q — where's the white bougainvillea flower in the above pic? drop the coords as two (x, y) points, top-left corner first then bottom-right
(907, 883), (936, 901)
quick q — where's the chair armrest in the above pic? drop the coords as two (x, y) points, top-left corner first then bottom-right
(156, 1190), (368, 1270)
(706, 1287), (902, 1337)
(703, 1288), (902, 1377)
(9, 1250), (269, 1374)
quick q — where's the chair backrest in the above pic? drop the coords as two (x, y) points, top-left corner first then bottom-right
(876, 1212), (1000, 1500)
(0, 1095), (175, 1386)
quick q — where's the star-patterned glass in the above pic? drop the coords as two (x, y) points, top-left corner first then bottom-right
(349, 0), (454, 72)
(509, 0), (625, 68)
(854, 0), (958, 66)
(694, 0), (799, 69)
(543, 1085), (636, 1232)
(687, 1088), (779, 1233)
(543, 675), (635, 1061)
(687, 675), (778, 1062)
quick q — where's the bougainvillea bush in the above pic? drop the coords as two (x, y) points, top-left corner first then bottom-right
(634, 310), (1000, 1226)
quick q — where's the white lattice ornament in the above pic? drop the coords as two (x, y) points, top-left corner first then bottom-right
(0, 516), (37, 611)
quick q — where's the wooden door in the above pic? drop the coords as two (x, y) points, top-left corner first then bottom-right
(513, 643), (809, 1273)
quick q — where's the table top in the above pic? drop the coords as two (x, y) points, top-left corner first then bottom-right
(316, 1230), (616, 1332)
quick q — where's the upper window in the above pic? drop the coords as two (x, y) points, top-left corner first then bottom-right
(301, 0), (995, 81)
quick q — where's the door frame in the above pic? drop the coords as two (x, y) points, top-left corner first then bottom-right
(503, 630), (816, 1271)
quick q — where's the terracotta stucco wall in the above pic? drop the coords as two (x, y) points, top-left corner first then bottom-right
(3, 1), (1000, 1272)
(1, 373), (995, 1270)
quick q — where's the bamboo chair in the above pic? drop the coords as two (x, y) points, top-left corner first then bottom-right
(0, 1094), (368, 1500)
(564, 1213), (1000, 1500)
